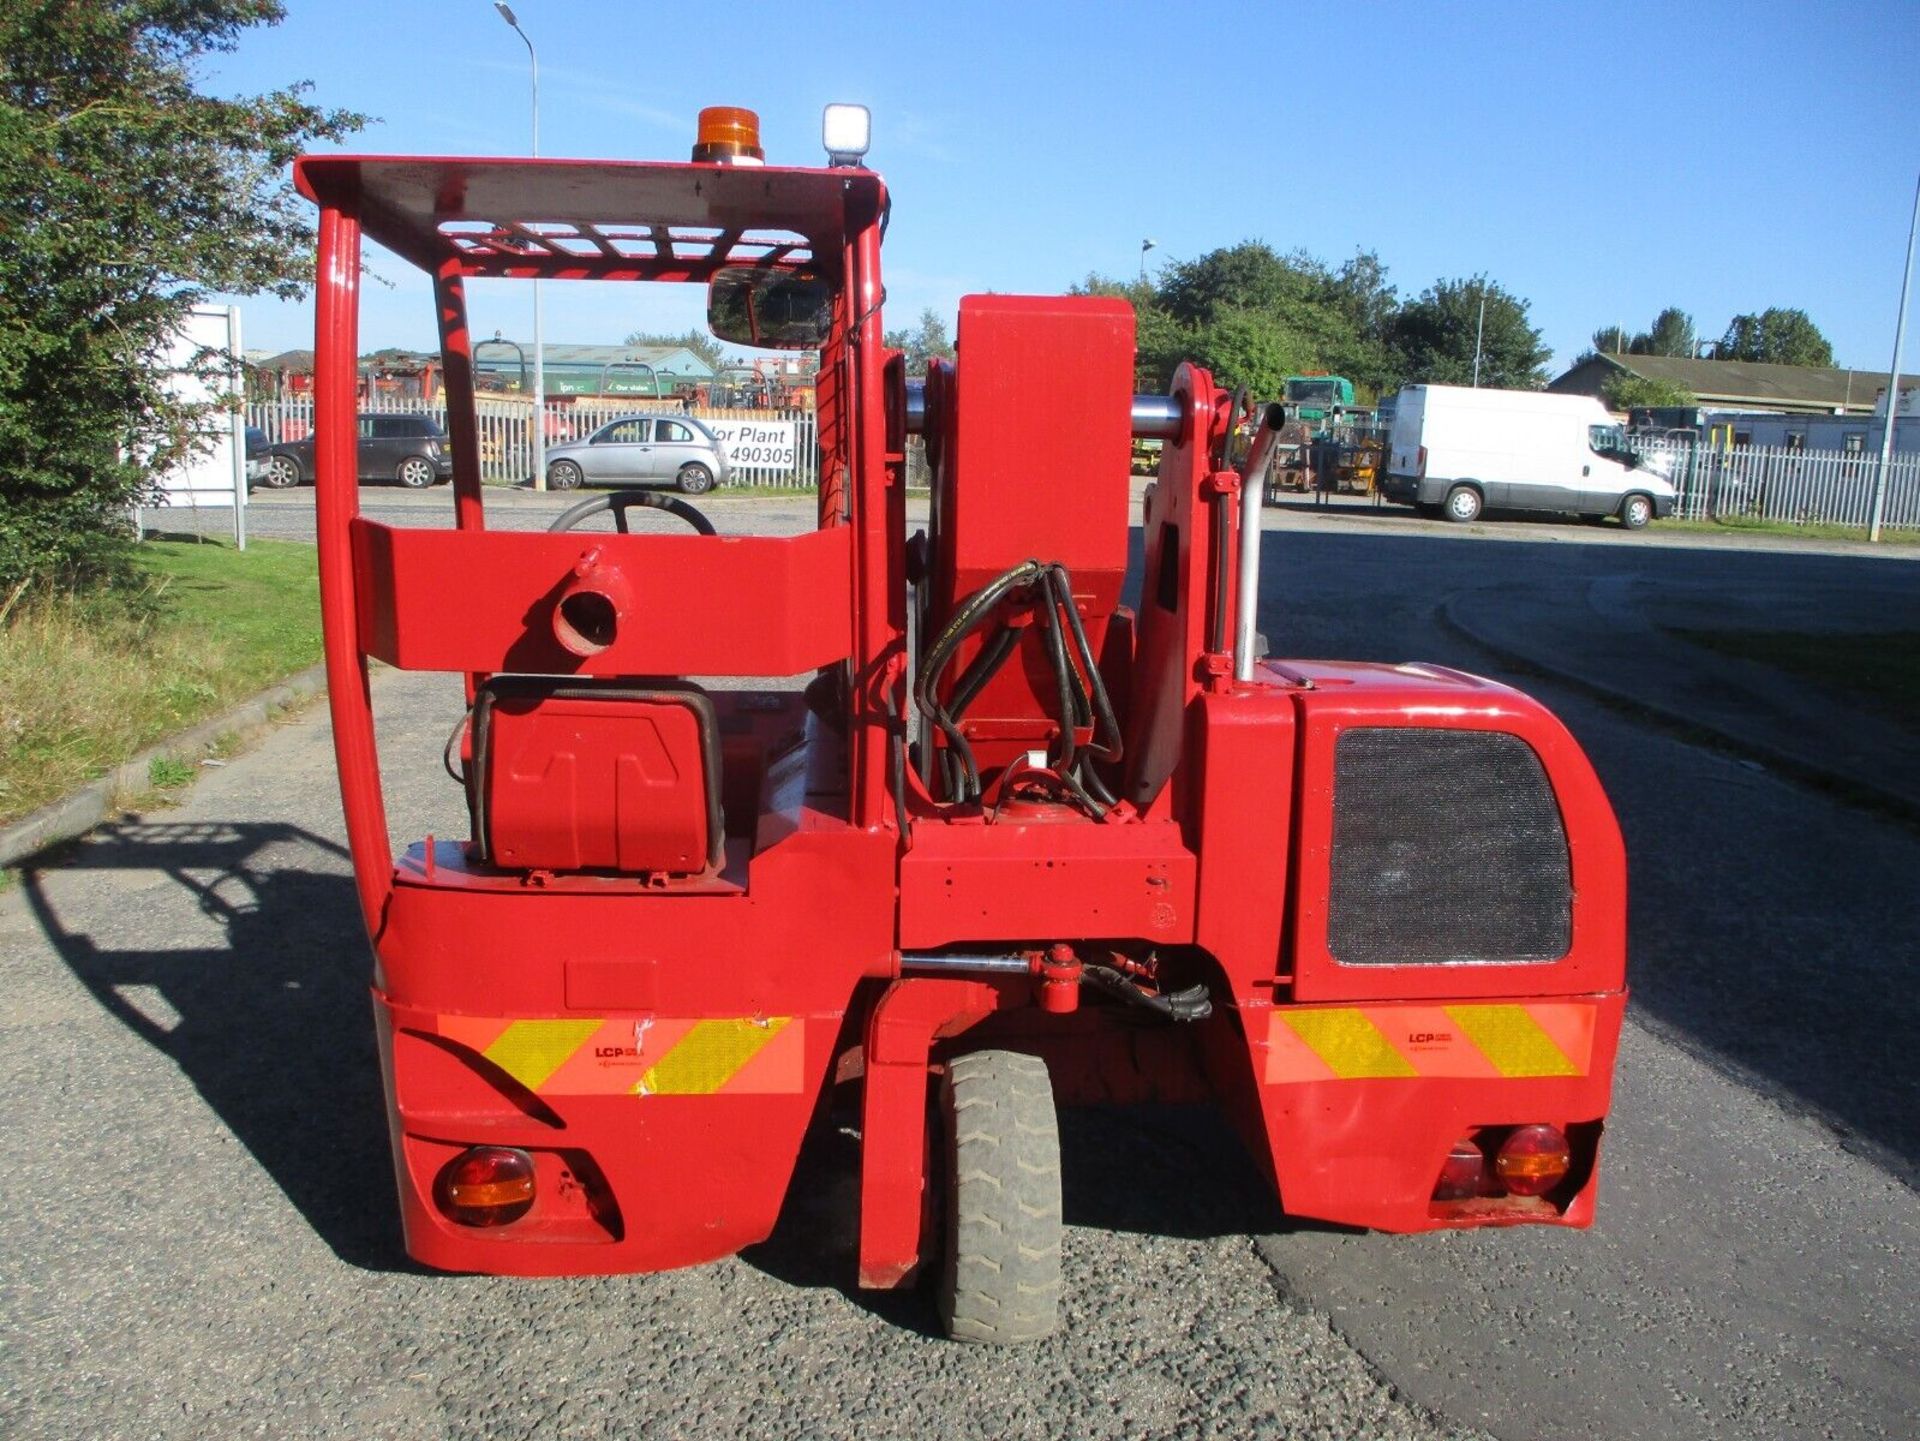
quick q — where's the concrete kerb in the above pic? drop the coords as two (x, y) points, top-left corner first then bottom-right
(0, 662), (329, 870)
(1437, 594), (1920, 826)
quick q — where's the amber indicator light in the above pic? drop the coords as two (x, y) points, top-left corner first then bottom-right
(1495, 1125), (1571, 1197)
(693, 107), (764, 164)
(438, 1146), (537, 1227)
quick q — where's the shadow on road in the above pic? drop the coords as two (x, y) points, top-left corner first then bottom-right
(29, 820), (1303, 1304)
(21, 820), (414, 1272)
(742, 1094), (1294, 1331)
(1261, 494), (1644, 532)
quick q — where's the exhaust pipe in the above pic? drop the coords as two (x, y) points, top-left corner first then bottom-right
(1234, 403), (1286, 682)
(552, 545), (630, 657)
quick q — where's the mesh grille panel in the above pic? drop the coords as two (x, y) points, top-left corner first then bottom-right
(1329, 728), (1571, 965)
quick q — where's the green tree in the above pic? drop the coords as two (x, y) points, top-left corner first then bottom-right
(621, 328), (727, 372)
(883, 307), (955, 375)
(1121, 243), (1403, 397)
(1717, 308), (1834, 366)
(1640, 307), (1696, 357)
(1325, 250), (1399, 338)
(0, 0), (361, 591)
(1179, 307), (1314, 399)
(1319, 250), (1399, 397)
(1390, 277), (1551, 389)
(1593, 308), (1696, 359)
(1157, 242), (1325, 329)
(1601, 372), (1697, 411)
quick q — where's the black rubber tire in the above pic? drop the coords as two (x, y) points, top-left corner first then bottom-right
(1619, 493), (1654, 530)
(396, 454), (436, 489)
(547, 459), (584, 491)
(261, 454), (301, 488)
(936, 1050), (1062, 1344)
(1443, 484), (1483, 523)
(676, 462), (715, 496)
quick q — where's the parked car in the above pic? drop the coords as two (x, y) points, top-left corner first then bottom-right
(543, 414), (730, 494)
(244, 425), (271, 487)
(257, 413), (453, 488)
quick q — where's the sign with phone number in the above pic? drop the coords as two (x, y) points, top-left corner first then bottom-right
(703, 419), (797, 471)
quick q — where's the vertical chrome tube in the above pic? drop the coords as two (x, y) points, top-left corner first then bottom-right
(1234, 403), (1286, 682)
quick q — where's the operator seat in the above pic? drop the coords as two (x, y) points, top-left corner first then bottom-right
(466, 675), (724, 876)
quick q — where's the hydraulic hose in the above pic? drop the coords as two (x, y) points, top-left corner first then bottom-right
(1208, 386), (1248, 657)
(915, 559), (1046, 800)
(913, 558), (1125, 816)
(1046, 565), (1122, 765)
(1081, 964), (1213, 1023)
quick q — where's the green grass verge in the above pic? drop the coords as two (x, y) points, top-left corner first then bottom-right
(1671, 628), (1920, 718)
(0, 536), (321, 825)
(148, 755), (197, 789)
(1660, 515), (1920, 546)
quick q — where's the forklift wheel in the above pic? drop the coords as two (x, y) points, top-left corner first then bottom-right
(937, 1050), (1062, 1344)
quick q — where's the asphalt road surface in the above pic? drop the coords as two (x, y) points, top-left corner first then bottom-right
(5, 492), (1916, 1439)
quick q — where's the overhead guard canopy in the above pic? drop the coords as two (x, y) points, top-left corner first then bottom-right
(293, 155), (888, 282)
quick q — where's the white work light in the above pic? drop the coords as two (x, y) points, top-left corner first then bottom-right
(822, 104), (871, 167)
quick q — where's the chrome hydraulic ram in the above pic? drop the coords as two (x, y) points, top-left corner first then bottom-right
(902, 382), (1182, 439)
(900, 952), (1033, 975)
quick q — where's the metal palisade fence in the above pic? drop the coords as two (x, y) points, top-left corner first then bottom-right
(1630, 437), (1920, 531)
(248, 395), (820, 490)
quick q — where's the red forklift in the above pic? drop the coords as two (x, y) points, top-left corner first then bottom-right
(299, 105), (1626, 1343)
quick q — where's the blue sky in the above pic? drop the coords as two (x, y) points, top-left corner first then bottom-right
(207, 0), (1920, 377)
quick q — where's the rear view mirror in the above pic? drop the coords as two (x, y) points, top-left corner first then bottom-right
(707, 267), (834, 349)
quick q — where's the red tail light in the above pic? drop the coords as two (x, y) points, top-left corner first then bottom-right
(437, 1146), (536, 1227)
(1416, 445), (1428, 478)
(1495, 1125), (1571, 1197)
(1433, 1136), (1487, 1200)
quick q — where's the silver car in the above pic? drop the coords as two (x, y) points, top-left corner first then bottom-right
(543, 413), (730, 495)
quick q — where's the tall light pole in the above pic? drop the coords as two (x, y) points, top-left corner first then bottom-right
(1140, 238), (1156, 282)
(1868, 170), (1918, 543)
(494, 2), (546, 490)
(1471, 286), (1488, 388)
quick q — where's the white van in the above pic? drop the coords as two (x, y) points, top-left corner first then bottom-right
(1382, 384), (1677, 528)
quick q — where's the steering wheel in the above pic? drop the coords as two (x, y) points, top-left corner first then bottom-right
(547, 489), (716, 535)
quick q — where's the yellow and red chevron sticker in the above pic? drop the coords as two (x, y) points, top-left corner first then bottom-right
(437, 1014), (802, 1097)
(1265, 1003), (1595, 1084)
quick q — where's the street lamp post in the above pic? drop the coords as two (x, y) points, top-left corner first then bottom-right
(1868, 171), (1919, 544)
(1140, 238), (1156, 282)
(494, 2), (546, 490)
(1471, 288), (1488, 388)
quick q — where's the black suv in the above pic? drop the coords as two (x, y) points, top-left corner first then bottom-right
(258, 413), (453, 489)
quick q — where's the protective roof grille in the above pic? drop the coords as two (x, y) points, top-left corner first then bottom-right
(438, 220), (814, 269)
(293, 157), (885, 283)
